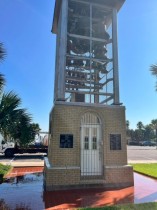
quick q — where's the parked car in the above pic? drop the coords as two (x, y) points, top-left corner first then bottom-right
(140, 141), (156, 146)
(128, 141), (139, 146)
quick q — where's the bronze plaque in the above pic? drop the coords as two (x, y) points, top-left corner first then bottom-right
(60, 134), (73, 148)
(110, 134), (121, 150)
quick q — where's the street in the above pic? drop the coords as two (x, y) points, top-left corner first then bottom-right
(0, 146), (157, 166)
(127, 145), (157, 163)
(127, 146), (157, 163)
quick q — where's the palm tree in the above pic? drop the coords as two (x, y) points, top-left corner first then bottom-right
(0, 91), (32, 144)
(137, 121), (144, 130)
(144, 124), (154, 141)
(0, 91), (22, 139)
(10, 109), (34, 146)
(151, 119), (157, 127)
(150, 119), (157, 149)
(0, 91), (39, 146)
(136, 121), (145, 143)
(126, 120), (130, 140)
(0, 43), (39, 145)
(150, 64), (157, 91)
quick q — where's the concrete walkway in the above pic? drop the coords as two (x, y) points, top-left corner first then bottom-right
(6, 161), (44, 167)
(0, 158), (44, 167)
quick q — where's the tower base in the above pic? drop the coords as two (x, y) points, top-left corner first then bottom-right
(44, 102), (134, 191)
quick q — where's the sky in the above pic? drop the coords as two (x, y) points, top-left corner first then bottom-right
(0, 0), (157, 131)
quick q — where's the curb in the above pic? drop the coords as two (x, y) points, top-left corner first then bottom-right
(1, 161), (44, 167)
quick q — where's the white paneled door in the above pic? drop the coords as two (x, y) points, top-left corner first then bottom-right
(81, 113), (102, 176)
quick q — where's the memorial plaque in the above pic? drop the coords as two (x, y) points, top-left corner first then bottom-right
(60, 134), (73, 148)
(110, 134), (121, 150)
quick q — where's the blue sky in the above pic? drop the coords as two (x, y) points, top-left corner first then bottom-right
(0, 0), (157, 131)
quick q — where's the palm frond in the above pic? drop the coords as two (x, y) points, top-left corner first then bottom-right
(155, 81), (157, 92)
(150, 64), (157, 76)
(0, 91), (33, 143)
(0, 73), (6, 93)
(1, 91), (22, 111)
(0, 43), (6, 61)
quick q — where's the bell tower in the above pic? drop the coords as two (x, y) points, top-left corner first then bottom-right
(44, 0), (134, 191)
(53, 0), (121, 105)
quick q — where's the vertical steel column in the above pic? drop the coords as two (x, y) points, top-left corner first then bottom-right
(54, 35), (59, 102)
(55, 0), (68, 101)
(90, 3), (92, 103)
(112, 8), (120, 105)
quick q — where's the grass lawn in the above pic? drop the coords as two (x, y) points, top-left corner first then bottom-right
(131, 163), (157, 178)
(79, 202), (157, 210)
(0, 163), (12, 181)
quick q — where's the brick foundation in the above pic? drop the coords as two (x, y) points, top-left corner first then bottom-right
(44, 102), (134, 191)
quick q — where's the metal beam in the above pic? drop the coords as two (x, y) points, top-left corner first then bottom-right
(66, 54), (112, 63)
(100, 96), (114, 104)
(55, 0), (68, 101)
(66, 84), (103, 90)
(67, 33), (112, 44)
(65, 77), (102, 85)
(66, 89), (113, 96)
(112, 8), (120, 105)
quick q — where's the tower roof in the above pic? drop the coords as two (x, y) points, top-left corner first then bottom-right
(52, 0), (125, 34)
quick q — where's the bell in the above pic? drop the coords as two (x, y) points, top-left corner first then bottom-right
(93, 22), (110, 40)
(74, 59), (84, 67)
(66, 59), (73, 67)
(85, 60), (90, 68)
